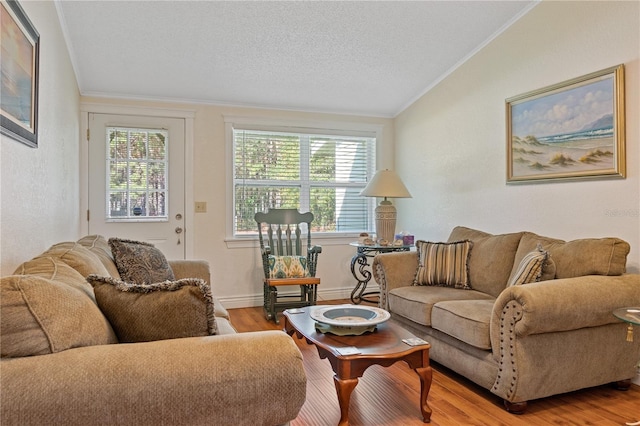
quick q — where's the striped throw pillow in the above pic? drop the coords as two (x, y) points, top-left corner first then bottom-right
(413, 240), (473, 289)
(508, 245), (549, 286)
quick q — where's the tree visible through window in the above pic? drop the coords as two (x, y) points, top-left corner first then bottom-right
(106, 127), (169, 219)
(233, 128), (376, 235)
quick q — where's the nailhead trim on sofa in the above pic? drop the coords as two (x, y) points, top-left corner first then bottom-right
(494, 301), (522, 399)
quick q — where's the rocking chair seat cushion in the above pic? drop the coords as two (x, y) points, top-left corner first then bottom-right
(268, 255), (310, 279)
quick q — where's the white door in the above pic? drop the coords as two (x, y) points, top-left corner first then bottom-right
(88, 113), (186, 259)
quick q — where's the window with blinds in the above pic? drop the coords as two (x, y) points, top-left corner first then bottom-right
(106, 127), (169, 220)
(233, 127), (376, 236)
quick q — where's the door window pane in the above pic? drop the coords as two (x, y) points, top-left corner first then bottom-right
(106, 127), (169, 220)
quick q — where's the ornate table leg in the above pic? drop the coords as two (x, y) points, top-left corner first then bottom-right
(334, 376), (358, 426)
(350, 251), (371, 304)
(415, 365), (433, 423)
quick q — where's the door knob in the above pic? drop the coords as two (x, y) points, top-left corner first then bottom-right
(175, 227), (183, 245)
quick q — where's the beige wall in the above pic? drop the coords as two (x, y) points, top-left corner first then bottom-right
(2, 0), (637, 303)
(195, 106), (394, 306)
(394, 0), (640, 273)
(0, 0), (81, 275)
(80, 97), (394, 306)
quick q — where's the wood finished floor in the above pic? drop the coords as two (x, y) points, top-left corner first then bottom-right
(229, 300), (640, 426)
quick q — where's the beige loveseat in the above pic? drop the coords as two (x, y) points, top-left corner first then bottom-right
(373, 226), (640, 413)
(1, 235), (306, 425)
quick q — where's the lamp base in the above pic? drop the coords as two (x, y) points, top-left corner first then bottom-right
(375, 201), (397, 243)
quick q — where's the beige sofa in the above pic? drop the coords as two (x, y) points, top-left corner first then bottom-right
(1, 235), (306, 426)
(373, 226), (640, 413)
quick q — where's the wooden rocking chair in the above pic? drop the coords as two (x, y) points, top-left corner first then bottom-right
(255, 209), (322, 323)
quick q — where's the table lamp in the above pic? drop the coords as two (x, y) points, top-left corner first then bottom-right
(360, 169), (412, 243)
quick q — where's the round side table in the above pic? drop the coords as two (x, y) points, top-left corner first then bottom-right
(613, 307), (640, 426)
(613, 307), (640, 342)
(349, 242), (411, 304)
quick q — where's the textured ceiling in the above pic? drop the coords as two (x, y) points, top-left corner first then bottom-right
(56, 0), (537, 117)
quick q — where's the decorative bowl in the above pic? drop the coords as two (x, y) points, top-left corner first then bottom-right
(310, 305), (390, 335)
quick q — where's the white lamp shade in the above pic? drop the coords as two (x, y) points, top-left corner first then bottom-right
(360, 169), (411, 243)
(359, 169), (412, 198)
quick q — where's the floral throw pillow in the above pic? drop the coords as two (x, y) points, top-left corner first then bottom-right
(108, 238), (175, 285)
(268, 255), (310, 279)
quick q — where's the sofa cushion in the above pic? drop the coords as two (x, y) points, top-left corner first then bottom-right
(509, 232), (630, 280)
(13, 256), (96, 301)
(413, 240), (472, 289)
(431, 299), (494, 350)
(213, 297), (231, 320)
(0, 275), (117, 358)
(268, 255), (310, 278)
(215, 317), (238, 335)
(507, 245), (549, 286)
(447, 227), (523, 297)
(36, 242), (110, 278)
(388, 285), (494, 326)
(540, 256), (556, 282)
(88, 275), (216, 342)
(108, 238), (175, 284)
(77, 235), (121, 279)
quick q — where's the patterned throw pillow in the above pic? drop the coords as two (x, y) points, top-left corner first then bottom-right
(268, 255), (310, 279)
(87, 275), (216, 342)
(413, 240), (473, 289)
(108, 238), (175, 284)
(508, 245), (549, 286)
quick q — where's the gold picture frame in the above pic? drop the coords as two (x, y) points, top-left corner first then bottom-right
(506, 65), (625, 183)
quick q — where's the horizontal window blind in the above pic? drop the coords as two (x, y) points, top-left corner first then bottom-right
(233, 128), (376, 235)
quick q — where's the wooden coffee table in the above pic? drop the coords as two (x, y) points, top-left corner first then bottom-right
(283, 306), (432, 426)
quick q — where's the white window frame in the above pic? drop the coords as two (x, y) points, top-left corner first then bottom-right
(224, 115), (383, 247)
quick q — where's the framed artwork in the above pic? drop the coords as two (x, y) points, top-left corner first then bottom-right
(506, 65), (625, 183)
(1, 0), (39, 148)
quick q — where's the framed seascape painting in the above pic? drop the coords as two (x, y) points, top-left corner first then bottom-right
(1, 0), (39, 148)
(506, 65), (625, 183)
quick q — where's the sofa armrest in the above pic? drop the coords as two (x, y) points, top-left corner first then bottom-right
(1, 331), (306, 426)
(169, 259), (210, 283)
(489, 274), (640, 403)
(372, 251), (418, 309)
(491, 274), (640, 342)
(168, 260), (231, 320)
